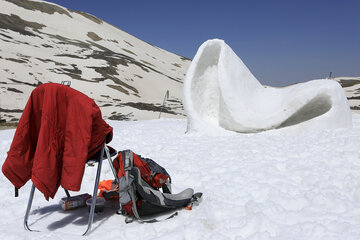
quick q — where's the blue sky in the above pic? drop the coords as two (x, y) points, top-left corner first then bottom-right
(46, 0), (359, 86)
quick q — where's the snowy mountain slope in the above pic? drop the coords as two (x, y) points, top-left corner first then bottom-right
(335, 77), (360, 113)
(0, 0), (191, 122)
(1, 115), (360, 239)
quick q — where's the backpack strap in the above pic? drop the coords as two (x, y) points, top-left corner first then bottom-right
(162, 179), (172, 194)
(121, 151), (175, 224)
(125, 211), (178, 224)
(121, 150), (142, 220)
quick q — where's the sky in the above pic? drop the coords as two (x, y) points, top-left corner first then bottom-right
(45, 0), (359, 87)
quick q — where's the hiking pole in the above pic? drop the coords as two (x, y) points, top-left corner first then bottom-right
(158, 90), (169, 119)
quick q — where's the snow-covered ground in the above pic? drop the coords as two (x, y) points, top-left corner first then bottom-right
(1, 116), (360, 239)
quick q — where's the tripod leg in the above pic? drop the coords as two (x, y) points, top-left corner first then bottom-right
(83, 146), (104, 236)
(24, 183), (36, 231)
(104, 143), (122, 213)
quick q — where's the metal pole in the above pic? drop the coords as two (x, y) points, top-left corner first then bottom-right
(158, 90), (169, 119)
(83, 146), (104, 236)
(104, 144), (122, 213)
(24, 183), (36, 231)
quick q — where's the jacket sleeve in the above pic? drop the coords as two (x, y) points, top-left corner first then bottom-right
(1, 90), (42, 189)
(2, 111), (32, 189)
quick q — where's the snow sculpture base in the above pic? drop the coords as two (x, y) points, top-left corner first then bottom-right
(183, 39), (352, 133)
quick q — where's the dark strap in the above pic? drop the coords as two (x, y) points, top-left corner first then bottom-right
(162, 179), (172, 194)
(64, 189), (71, 198)
(125, 211), (178, 224)
(15, 187), (18, 197)
(121, 150), (141, 220)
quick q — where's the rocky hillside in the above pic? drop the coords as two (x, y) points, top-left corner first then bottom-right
(335, 77), (360, 113)
(0, 0), (191, 122)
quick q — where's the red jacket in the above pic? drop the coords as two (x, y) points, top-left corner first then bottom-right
(2, 83), (113, 200)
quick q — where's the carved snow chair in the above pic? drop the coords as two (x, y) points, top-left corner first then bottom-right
(183, 39), (352, 134)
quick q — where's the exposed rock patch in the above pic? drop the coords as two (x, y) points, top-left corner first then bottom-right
(0, 13), (45, 37)
(338, 79), (360, 88)
(9, 79), (42, 87)
(5, 57), (28, 63)
(5, 0), (72, 17)
(122, 102), (178, 115)
(7, 87), (23, 93)
(87, 32), (102, 41)
(70, 10), (103, 24)
(122, 48), (137, 56)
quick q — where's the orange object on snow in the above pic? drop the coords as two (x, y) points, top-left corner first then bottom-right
(98, 179), (119, 199)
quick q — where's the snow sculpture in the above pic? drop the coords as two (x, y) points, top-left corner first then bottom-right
(183, 39), (352, 133)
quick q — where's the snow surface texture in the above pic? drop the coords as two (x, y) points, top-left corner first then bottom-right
(1, 116), (360, 239)
(183, 39), (352, 134)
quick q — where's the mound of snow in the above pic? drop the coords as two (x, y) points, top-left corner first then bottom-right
(183, 39), (352, 134)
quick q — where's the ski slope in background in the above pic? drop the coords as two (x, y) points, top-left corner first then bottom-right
(1, 116), (360, 239)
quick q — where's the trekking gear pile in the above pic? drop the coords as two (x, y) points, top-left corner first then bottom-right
(2, 83), (202, 235)
(99, 150), (202, 222)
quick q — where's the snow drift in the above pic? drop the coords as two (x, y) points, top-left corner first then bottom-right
(183, 39), (352, 133)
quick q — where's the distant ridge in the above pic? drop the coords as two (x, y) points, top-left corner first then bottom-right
(335, 77), (360, 113)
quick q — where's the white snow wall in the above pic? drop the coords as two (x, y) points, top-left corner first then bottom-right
(183, 39), (352, 133)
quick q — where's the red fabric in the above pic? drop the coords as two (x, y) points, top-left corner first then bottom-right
(2, 83), (112, 200)
(113, 152), (169, 189)
(98, 179), (118, 199)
